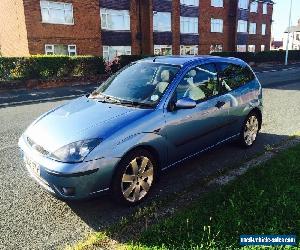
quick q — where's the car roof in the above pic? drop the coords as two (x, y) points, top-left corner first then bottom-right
(140, 55), (247, 67)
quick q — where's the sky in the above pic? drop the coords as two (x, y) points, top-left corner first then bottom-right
(272, 0), (300, 40)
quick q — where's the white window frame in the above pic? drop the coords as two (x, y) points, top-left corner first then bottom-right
(238, 0), (249, 10)
(180, 16), (198, 34)
(211, 18), (223, 33)
(153, 12), (172, 32)
(262, 23), (266, 35)
(180, 0), (199, 7)
(263, 3), (268, 14)
(68, 45), (77, 56)
(211, 0), (223, 8)
(248, 45), (255, 52)
(102, 46), (131, 61)
(250, 1), (258, 13)
(154, 45), (172, 55)
(180, 45), (198, 55)
(45, 44), (77, 56)
(261, 45), (265, 51)
(40, 1), (74, 25)
(237, 45), (247, 52)
(45, 44), (54, 55)
(100, 8), (130, 31)
(210, 44), (223, 53)
(249, 22), (256, 34)
(237, 20), (248, 33)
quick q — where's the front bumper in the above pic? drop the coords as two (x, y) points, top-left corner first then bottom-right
(18, 135), (120, 200)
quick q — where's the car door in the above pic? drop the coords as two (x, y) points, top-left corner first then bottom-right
(161, 63), (234, 165)
(216, 62), (258, 137)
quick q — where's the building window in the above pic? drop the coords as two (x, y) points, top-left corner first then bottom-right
(263, 3), (268, 14)
(248, 45), (255, 52)
(180, 45), (198, 55)
(40, 1), (74, 25)
(154, 45), (172, 55)
(237, 20), (248, 33)
(237, 45), (247, 52)
(45, 44), (77, 56)
(68, 45), (77, 56)
(180, 0), (199, 6)
(211, 18), (223, 33)
(250, 1), (258, 13)
(153, 12), (171, 32)
(211, 0), (223, 7)
(210, 44), (223, 53)
(238, 0), (249, 10)
(101, 9), (130, 31)
(261, 45), (265, 51)
(262, 24), (266, 35)
(103, 46), (131, 61)
(249, 22), (256, 34)
(180, 16), (198, 34)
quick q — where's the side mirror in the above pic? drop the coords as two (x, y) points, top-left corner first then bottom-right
(175, 97), (196, 110)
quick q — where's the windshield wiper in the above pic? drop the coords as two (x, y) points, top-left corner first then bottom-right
(89, 93), (121, 104)
(118, 99), (154, 108)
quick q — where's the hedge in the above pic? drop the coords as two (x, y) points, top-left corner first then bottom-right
(211, 50), (300, 63)
(1, 51), (299, 82)
(0, 55), (106, 81)
(117, 51), (300, 70)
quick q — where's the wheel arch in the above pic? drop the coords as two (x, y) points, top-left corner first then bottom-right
(109, 144), (161, 189)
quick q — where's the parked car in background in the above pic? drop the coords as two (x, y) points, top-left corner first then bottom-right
(19, 56), (262, 205)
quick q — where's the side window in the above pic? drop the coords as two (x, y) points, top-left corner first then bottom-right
(217, 63), (255, 93)
(175, 63), (219, 102)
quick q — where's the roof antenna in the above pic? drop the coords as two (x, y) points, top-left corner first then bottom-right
(153, 57), (157, 62)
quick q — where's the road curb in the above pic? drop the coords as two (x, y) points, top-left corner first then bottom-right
(0, 94), (82, 108)
(209, 136), (300, 186)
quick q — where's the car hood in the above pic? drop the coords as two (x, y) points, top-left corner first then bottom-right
(25, 96), (150, 152)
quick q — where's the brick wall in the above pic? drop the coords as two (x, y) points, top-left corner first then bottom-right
(199, 0), (237, 54)
(172, 0), (180, 55)
(139, 0), (153, 55)
(23, 0), (102, 56)
(0, 0), (274, 57)
(0, 0), (29, 56)
(248, 2), (273, 51)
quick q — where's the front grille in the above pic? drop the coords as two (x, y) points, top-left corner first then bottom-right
(27, 137), (50, 156)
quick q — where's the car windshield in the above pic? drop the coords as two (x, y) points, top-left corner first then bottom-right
(90, 62), (180, 107)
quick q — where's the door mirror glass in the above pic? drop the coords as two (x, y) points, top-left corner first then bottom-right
(175, 97), (196, 109)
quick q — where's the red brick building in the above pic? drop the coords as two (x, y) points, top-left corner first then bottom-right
(0, 0), (273, 59)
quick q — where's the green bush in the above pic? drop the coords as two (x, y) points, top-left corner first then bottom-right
(211, 50), (300, 63)
(0, 55), (106, 81)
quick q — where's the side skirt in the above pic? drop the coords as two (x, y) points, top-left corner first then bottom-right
(161, 133), (240, 171)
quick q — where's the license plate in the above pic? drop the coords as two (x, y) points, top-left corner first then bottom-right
(24, 156), (40, 176)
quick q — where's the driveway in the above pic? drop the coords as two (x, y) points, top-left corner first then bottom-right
(0, 68), (299, 249)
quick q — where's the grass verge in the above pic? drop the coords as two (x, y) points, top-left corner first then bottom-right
(123, 144), (300, 249)
(66, 142), (300, 250)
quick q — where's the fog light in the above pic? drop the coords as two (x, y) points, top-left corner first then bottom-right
(62, 187), (75, 196)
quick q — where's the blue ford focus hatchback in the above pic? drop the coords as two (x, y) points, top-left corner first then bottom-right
(19, 56), (262, 205)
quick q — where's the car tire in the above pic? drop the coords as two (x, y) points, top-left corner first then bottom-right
(111, 149), (157, 206)
(239, 111), (260, 148)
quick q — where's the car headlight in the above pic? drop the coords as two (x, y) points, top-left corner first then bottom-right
(50, 139), (102, 163)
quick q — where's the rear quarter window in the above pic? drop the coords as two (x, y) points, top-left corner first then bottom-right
(217, 62), (255, 92)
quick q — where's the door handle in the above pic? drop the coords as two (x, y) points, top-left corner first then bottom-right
(215, 101), (226, 109)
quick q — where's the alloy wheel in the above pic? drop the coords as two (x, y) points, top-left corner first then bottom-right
(244, 115), (259, 146)
(121, 156), (154, 203)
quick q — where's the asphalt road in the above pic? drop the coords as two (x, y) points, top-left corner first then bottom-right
(0, 68), (300, 249)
